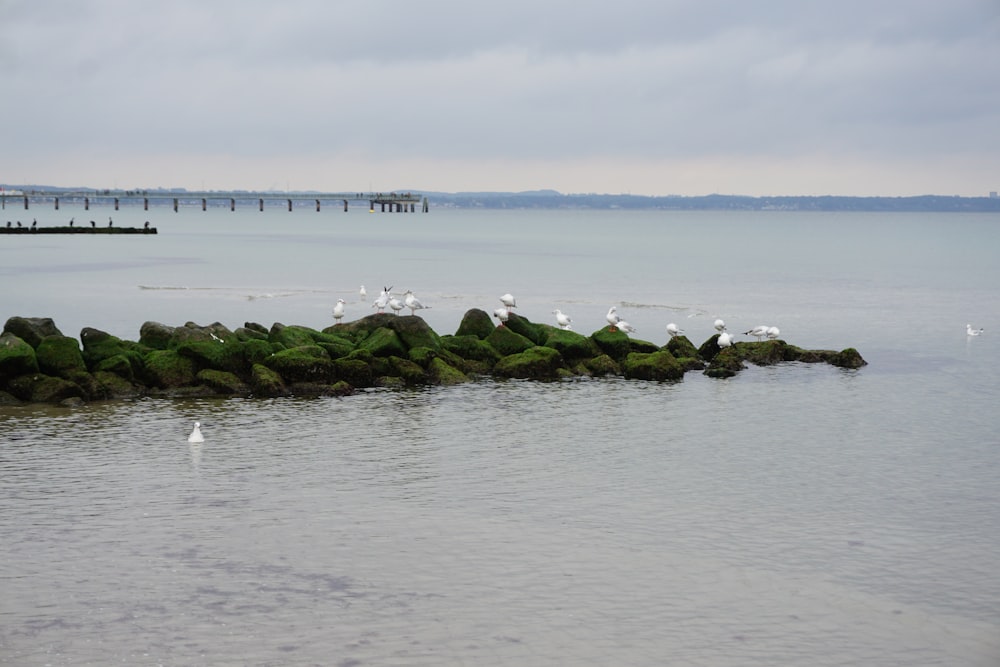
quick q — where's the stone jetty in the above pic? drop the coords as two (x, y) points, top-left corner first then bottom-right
(0, 313), (866, 406)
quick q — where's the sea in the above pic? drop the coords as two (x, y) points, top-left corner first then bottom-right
(1, 202), (998, 666)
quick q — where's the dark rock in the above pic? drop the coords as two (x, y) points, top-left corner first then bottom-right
(196, 369), (250, 395)
(623, 350), (685, 381)
(591, 327), (633, 362)
(7, 373), (87, 404)
(0, 332), (40, 380)
(251, 363), (288, 397)
(830, 348), (867, 369)
(441, 335), (501, 365)
(504, 312), (546, 345)
(494, 346), (564, 380)
(264, 345), (335, 383)
(704, 347), (745, 378)
(332, 357), (374, 387)
(428, 357), (470, 385)
(144, 349), (198, 388)
(665, 335), (699, 360)
(359, 327), (407, 357)
(486, 325), (535, 356)
(81, 328), (147, 379)
(35, 335), (86, 379)
(3, 316), (63, 347)
(454, 308), (495, 339)
(543, 328), (601, 360)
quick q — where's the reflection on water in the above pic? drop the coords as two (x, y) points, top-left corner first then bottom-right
(2, 373), (999, 666)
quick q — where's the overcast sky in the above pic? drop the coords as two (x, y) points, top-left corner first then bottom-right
(2, 0), (999, 196)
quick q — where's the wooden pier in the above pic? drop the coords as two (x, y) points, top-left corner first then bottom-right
(1, 189), (429, 214)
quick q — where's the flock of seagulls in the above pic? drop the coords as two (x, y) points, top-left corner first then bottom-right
(331, 285), (434, 323)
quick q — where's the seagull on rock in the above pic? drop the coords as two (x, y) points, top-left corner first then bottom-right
(333, 298), (346, 324)
(493, 307), (509, 327)
(666, 323), (683, 338)
(766, 326), (780, 340)
(718, 331), (733, 349)
(188, 421), (204, 443)
(617, 320), (637, 335)
(404, 290), (429, 316)
(967, 324), (984, 336)
(714, 319), (727, 332)
(388, 296), (405, 315)
(372, 286), (392, 313)
(744, 325), (769, 342)
(606, 306), (621, 331)
(553, 309), (572, 329)
(500, 293), (517, 311)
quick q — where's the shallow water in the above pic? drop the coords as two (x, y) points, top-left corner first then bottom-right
(2, 207), (999, 665)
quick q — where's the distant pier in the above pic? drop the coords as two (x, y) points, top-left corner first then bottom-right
(1, 189), (429, 213)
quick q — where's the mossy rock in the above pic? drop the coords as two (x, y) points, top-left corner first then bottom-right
(0, 390), (23, 405)
(387, 316), (441, 351)
(138, 321), (176, 350)
(332, 357), (374, 388)
(704, 347), (745, 378)
(264, 345), (335, 383)
(144, 349), (198, 388)
(0, 332), (40, 380)
(584, 354), (621, 376)
(628, 338), (661, 354)
(6, 373), (87, 404)
(738, 340), (789, 366)
(591, 327), (633, 362)
(268, 323), (323, 349)
(344, 348), (374, 364)
(251, 363), (288, 397)
(665, 335), (699, 360)
(486, 325), (535, 357)
(3, 316), (63, 348)
(172, 321), (235, 346)
(493, 346), (564, 380)
(454, 308), (495, 339)
(93, 371), (144, 400)
(80, 328), (147, 378)
(428, 357), (469, 385)
(387, 355), (427, 384)
(359, 327), (407, 357)
(175, 339), (243, 374)
(697, 333), (724, 361)
(504, 312), (546, 345)
(316, 337), (355, 360)
(196, 369), (250, 395)
(407, 346), (437, 368)
(288, 381), (354, 397)
(440, 334), (501, 364)
(830, 348), (867, 369)
(235, 326), (268, 342)
(543, 328), (601, 360)
(623, 350), (685, 382)
(240, 338), (277, 368)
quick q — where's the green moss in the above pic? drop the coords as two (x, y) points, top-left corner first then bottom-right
(251, 363), (288, 397)
(441, 334), (501, 364)
(389, 356), (428, 384)
(359, 327), (407, 357)
(493, 346), (564, 380)
(454, 309), (495, 339)
(665, 335), (699, 360)
(543, 328), (600, 360)
(486, 325), (535, 356)
(584, 354), (621, 376)
(704, 347), (745, 378)
(7, 373), (86, 404)
(196, 369), (250, 395)
(428, 357), (469, 385)
(590, 327), (633, 362)
(264, 346), (335, 383)
(143, 349), (198, 388)
(332, 358), (374, 387)
(622, 350), (684, 381)
(0, 333), (40, 381)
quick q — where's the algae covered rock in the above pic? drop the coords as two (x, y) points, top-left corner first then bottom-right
(0, 332), (40, 380)
(144, 349), (198, 388)
(454, 308), (495, 339)
(251, 363), (288, 397)
(665, 335), (699, 360)
(264, 345), (335, 383)
(704, 347), (745, 378)
(196, 369), (250, 395)
(428, 357), (469, 385)
(440, 335), (501, 365)
(830, 348), (867, 369)
(486, 325), (535, 357)
(623, 350), (685, 381)
(494, 346), (564, 380)
(3, 316), (63, 347)
(591, 327), (633, 362)
(139, 321), (176, 350)
(7, 373), (87, 404)
(359, 327), (407, 357)
(81, 328), (147, 379)
(36, 335), (87, 379)
(543, 328), (600, 360)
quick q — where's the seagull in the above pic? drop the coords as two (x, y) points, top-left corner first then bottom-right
(766, 326), (780, 340)
(617, 320), (637, 335)
(359, 285), (367, 299)
(500, 293), (517, 311)
(718, 331), (733, 348)
(372, 285), (392, 313)
(666, 322), (683, 338)
(967, 324), (984, 336)
(744, 325), (769, 342)
(606, 306), (621, 331)
(404, 290), (428, 316)
(553, 309), (572, 329)
(333, 298), (346, 324)
(188, 421), (204, 443)
(714, 319), (726, 332)
(493, 307), (509, 327)
(388, 296), (405, 315)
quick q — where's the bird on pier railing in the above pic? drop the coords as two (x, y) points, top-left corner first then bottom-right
(108, 216), (113, 228)
(90, 220), (96, 228)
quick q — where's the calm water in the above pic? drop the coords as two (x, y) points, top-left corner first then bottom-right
(1, 205), (999, 665)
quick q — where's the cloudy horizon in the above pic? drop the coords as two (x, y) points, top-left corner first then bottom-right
(2, 1), (998, 197)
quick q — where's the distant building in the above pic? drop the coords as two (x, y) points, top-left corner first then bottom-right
(990, 191), (998, 199)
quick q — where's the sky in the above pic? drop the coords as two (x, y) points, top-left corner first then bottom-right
(2, 0), (999, 197)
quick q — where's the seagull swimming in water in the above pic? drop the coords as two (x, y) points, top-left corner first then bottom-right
(500, 293), (517, 311)
(666, 322), (683, 338)
(333, 298), (346, 324)
(553, 309), (572, 329)
(404, 290), (428, 316)
(493, 307), (509, 327)
(606, 306), (621, 331)
(359, 285), (367, 299)
(188, 421), (204, 443)
(967, 324), (984, 336)
(744, 325), (769, 342)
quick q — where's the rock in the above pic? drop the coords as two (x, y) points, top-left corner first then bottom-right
(591, 327), (633, 362)
(3, 316), (63, 347)
(623, 350), (685, 381)
(7, 373), (87, 404)
(543, 328), (601, 360)
(504, 312), (546, 345)
(263, 346), (335, 383)
(665, 335), (700, 360)
(454, 308), (494, 339)
(332, 357), (374, 387)
(440, 335), (501, 365)
(81, 328), (147, 379)
(486, 325), (535, 356)
(144, 349), (198, 388)
(139, 321), (176, 350)
(251, 363), (288, 397)
(830, 348), (867, 369)
(196, 369), (250, 395)
(704, 347), (745, 378)
(36, 335), (87, 379)
(359, 327), (407, 357)
(0, 332), (40, 380)
(428, 357), (470, 385)
(494, 346), (564, 380)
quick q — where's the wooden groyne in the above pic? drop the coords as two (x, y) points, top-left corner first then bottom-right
(1, 225), (157, 235)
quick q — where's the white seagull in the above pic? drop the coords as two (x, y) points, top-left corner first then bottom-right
(666, 322), (683, 338)
(617, 320), (637, 335)
(718, 331), (733, 348)
(372, 285), (392, 313)
(744, 325), (769, 342)
(606, 306), (621, 331)
(388, 296), (405, 315)
(500, 293), (517, 311)
(404, 290), (429, 316)
(359, 285), (367, 299)
(553, 309), (572, 329)
(714, 319), (727, 332)
(332, 298), (346, 324)
(766, 326), (780, 340)
(493, 307), (509, 327)
(188, 421), (204, 443)
(967, 323), (984, 336)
